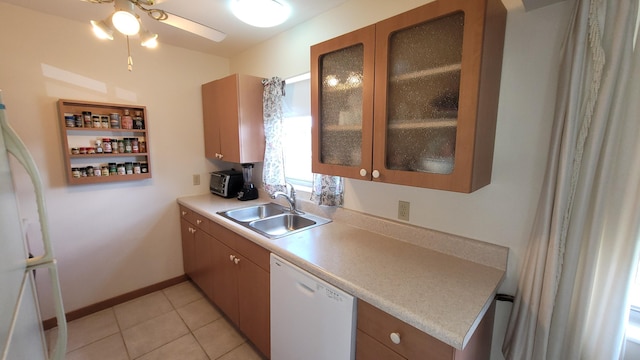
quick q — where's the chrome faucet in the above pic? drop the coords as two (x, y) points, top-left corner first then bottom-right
(271, 183), (303, 214)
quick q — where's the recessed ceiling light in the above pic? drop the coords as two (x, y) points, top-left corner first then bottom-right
(230, 0), (291, 28)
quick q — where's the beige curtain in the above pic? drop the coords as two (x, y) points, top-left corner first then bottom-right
(503, 0), (640, 359)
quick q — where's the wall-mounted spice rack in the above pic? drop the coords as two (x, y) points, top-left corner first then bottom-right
(57, 99), (152, 185)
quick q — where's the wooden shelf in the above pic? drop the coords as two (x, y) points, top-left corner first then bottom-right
(58, 99), (152, 185)
(390, 63), (461, 82)
(67, 172), (151, 185)
(323, 119), (457, 132)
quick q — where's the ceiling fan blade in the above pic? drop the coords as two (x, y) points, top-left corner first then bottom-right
(159, 12), (227, 42)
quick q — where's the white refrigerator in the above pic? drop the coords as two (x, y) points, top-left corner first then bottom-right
(0, 91), (67, 359)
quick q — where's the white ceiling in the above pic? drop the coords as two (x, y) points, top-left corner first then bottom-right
(1, 0), (557, 58)
(0, 0), (349, 57)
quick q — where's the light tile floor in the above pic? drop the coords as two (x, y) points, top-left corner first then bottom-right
(46, 281), (265, 360)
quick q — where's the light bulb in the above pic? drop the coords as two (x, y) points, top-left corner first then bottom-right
(90, 20), (114, 40)
(112, 10), (140, 35)
(231, 0), (291, 28)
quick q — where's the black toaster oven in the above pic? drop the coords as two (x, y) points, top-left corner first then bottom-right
(210, 169), (243, 198)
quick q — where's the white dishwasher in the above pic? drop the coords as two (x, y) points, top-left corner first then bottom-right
(270, 254), (356, 360)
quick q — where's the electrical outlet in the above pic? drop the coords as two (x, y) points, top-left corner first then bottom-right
(193, 174), (200, 186)
(398, 200), (410, 221)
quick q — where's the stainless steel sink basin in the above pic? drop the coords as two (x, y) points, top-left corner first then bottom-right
(219, 202), (286, 222)
(249, 214), (317, 237)
(217, 203), (331, 239)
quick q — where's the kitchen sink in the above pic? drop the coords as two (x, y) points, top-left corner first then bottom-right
(217, 203), (331, 239)
(220, 202), (286, 222)
(249, 214), (317, 237)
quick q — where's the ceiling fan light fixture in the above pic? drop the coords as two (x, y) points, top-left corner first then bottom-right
(231, 0), (291, 28)
(140, 29), (159, 48)
(90, 19), (114, 40)
(112, 10), (140, 35)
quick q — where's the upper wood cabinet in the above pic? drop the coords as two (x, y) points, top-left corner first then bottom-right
(202, 74), (265, 163)
(311, 0), (507, 193)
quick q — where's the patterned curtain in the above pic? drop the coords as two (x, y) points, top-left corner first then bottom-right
(261, 77), (287, 194)
(310, 174), (344, 206)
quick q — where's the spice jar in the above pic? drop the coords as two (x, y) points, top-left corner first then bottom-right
(102, 138), (112, 153)
(110, 113), (120, 129)
(109, 162), (117, 176)
(133, 111), (144, 129)
(117, 163), (125, 175)
(101, 115), (110, 129)
(74, 114), (83, 128)
(71, 147), (80, 155)
(65, 113), (75, 127)
(139, 141), (146, 153)
(101, 165), (109, 177)
(86, 166), (94, 177)
(125, 162), (133, 175)
(79, 147), (88, 155)
(124, 138), (132, 153)
(141, 162), (148, 173)
(133, 162), (141, 174)
(95, 139), (103, 154)
(121, 109), (133, 129)
(118, 139), (125, 154)
(82, 111), (92, 128)
(72, 168), (80, 178)
(93, 166), (101, 177)
(92, 115), (101, 128)
(131, 138), (139, 153)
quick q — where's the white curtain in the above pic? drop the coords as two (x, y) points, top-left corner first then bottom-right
(310, 174), (344, 206)
(503, 0), (640, 359)
(262, 77), (287, 194)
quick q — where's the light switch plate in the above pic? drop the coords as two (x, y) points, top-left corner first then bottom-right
(193, 174), (200, 186)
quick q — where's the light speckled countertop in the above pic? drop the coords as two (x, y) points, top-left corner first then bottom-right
(177, 193), (507, 350)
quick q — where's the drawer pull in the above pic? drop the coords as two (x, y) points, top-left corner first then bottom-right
(234, 257), (240, 265)
(230, 255), (236, 262)
(390, 332), (401, 345)
(196, 219), (202, 225)
(182, 211), (187, 216)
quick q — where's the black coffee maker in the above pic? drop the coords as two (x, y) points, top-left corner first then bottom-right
(237, 163), (259, 201)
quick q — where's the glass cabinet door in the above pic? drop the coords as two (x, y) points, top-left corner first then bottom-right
(384, 12), (464, 175)
(311, 25), (375, 179)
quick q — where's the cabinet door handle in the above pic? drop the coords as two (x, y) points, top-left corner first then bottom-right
(182, 211), (187, 216)
(389, 332), (401, 345)
(234, 257), (240, 265)
(230, 255), (236, 262)
(359, 169), (367, 177)
(196, 219), (202, 225)
(372, 170), (380, 179)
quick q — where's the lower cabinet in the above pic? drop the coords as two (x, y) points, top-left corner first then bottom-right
(179, 206), (270, 358)
(356, 299), (495, 360)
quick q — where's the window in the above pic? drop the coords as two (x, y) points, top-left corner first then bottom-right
(282, 73), (313, 189)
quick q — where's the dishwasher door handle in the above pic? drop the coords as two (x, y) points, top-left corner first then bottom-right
(296, 281), (316, 296)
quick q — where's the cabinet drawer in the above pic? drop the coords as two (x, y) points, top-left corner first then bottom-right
(179, 205), (210, 233)
(208, 219), (238, 249)
(356, 329), (406, 360)
(235, 235), (270, 271)
(357, 299), (453, 360)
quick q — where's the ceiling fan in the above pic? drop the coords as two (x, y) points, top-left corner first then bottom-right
(85, 0), (227, 43)
(85, 0), (227, 70)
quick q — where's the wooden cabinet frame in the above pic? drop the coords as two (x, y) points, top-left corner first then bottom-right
(311, 0), (507, 192)
(57, 99), (152, 185)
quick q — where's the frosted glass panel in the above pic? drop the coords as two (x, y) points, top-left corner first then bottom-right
(386, 12), (464, 174)
(319, 44), (364, 166)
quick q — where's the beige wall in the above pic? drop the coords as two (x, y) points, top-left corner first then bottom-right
(230, 1), (571, 358)
(0, 3), (229, 318)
